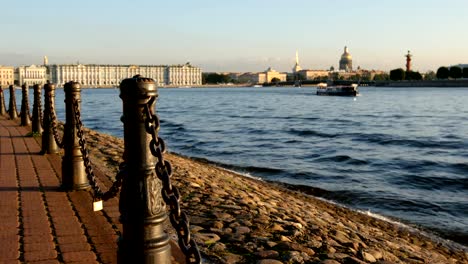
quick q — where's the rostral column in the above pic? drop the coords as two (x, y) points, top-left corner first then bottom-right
(405, 50), (412, 72)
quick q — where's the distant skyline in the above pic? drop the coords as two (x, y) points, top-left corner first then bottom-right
(1, 0), (467, 73)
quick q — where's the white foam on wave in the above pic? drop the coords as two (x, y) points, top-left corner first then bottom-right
(216, 166), (263, 181)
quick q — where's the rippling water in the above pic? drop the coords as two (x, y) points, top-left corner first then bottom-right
(10, 86), (468, 245)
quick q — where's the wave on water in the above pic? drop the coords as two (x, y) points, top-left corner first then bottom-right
(160, 119), (187, 132)
(314, 155), (369, 165)
(288, 128), (338, 138)
(352, 133), (464, 149)
(186, 156), (285, 175)
(389, 174), (468, 191)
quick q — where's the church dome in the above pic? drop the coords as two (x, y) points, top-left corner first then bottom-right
(339, 46), (353, 72)
(340, 46), (352, 61)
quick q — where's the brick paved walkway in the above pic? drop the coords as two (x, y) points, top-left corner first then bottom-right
(0, 116), (122, 263)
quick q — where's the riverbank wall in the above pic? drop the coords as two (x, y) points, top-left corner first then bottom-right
(83, 127), (468, 263)
(376, 80), (468, 87)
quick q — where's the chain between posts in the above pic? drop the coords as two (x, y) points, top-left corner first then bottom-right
(47, 91), (64, 148)
(143, 97), (202, 264)
(23, 86), (32, 120)
(38, 90), (43, 125)
(72, 97), (126, 201)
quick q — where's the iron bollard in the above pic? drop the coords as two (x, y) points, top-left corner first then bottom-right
(0, 85), (7, 115)
(8, 84), (18, 120)
(20, 83), (31, 126)
(118, 76), (171, 263)
(41, 82), (59, 154)
(32, 84), (43, 134)
(61, 81), (89, 190)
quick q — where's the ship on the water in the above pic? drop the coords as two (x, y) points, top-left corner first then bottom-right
(316, 82), (359, 96)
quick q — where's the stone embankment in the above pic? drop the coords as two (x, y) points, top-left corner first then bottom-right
(83, 128), (468, 264)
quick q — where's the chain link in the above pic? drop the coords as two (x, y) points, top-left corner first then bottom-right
(144, 99), (201, 264)
(38, 89), (43, 125)
(47, 91), (64, 148)
(72, 97), (126, 201)
(24, 89), (32, 120)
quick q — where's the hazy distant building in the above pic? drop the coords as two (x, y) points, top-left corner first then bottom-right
(298, 69), (330, 80)
(292, 51), (302, 73)
(47, 62), (202, 87)
(453, 64), (468, 69)
(259, 67), (287, 83)
(0, 65), (14, 87)
(16, 65), (48, 87)
(237, 67), (287, 84)
(339, 46), (353, 72)
(166, 63), (203, 86)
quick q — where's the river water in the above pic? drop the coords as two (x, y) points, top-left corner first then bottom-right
(10, 86), (468, 245)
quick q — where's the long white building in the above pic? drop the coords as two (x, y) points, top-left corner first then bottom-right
(48, 62), (202, 87)
(16, 65), (48, 87)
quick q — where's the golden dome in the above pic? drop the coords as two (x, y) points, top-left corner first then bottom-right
(340, 46), (352, 61)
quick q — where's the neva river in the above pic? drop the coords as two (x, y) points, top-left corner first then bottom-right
(15, 86), (468, 245)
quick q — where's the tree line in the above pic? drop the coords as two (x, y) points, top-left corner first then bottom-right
(204, 66), (468, 84)
(389, 66), (468, 81)
(389, 69), (423, 81)
(435, 66), (468, 79)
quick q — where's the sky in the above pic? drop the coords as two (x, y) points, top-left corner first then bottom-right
(1, 0), (467, 73)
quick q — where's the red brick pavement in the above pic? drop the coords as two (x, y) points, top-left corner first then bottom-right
(0, 116), (120, 264)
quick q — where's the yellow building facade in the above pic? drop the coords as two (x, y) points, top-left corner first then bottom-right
(0, 66), (14, 87)
(298, 69), (330, 80)
(259, 67), (287, 83)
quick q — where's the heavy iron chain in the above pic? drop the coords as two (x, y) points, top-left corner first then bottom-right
(47, 91), (64, 148)
(37, 90), (43, 126)
(144, 97), (202, 264)
(72, 97), (126, 201)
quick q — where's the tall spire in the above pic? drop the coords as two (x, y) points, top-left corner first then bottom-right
(43, 56), (48, 65)
(292, 50), (302, 73)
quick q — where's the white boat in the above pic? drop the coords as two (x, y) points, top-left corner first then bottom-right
(316, 83), (359, 96)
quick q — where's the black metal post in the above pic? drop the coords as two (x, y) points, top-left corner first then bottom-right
(41, 82), (59, 154)
(32, 84), (43, 134)
(118, 76), (171, 263)
(61, 81), (89, 190)
(20, 83), (31, 126)
(8, 84), (18, 120)
(0, 85), (7, 115)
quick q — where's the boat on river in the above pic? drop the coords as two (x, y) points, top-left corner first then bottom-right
(316, 82), (359, 96)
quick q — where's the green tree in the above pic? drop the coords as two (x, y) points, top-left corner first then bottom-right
(202, 73), (231, 84)
(463, 68), (468, 78)
(390, 68), (405, 81)
(373, 73), (389, 81)
(271, 77), (281, 84)
(405, 71), (422, 80)
(424, 71), (436, 80)
(449, 66), (462, 79)
(436, 67), (449, 79)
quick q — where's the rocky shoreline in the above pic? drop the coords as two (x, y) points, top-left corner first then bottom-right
(82, 128), (468, 264)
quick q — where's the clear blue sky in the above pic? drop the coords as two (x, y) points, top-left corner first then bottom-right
(1, 0), (467, 73)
